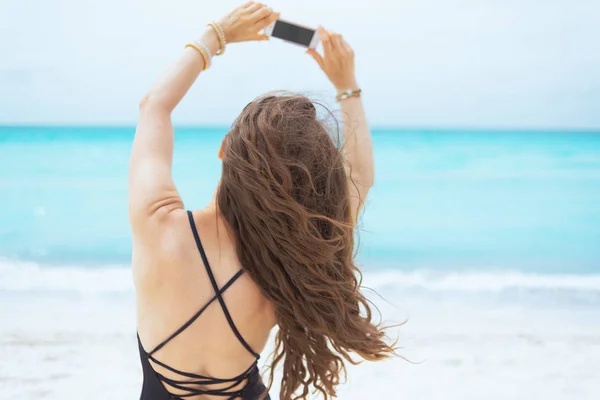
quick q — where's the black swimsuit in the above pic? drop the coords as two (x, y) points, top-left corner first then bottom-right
(137, 210), (270, 400)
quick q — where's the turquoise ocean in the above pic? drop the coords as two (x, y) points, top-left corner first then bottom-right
(1, 126), (600, 299)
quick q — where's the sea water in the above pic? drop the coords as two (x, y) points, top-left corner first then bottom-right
(1, 126), (599, 272)
(2, 126), (600, 399)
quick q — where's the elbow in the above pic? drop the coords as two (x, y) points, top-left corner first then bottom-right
(350, 172), (374, 197)
(139, 92), (170, 113)
(363, 172), (375, 189)
(353, 171), (374, 190)
(139, 93), (152, 110)
(348, 160), (375, 190)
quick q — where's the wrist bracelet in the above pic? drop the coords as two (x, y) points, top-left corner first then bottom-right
(207, 22), (227, 55)
(185, 40), (212, 70)
(336, 88), (362, 102)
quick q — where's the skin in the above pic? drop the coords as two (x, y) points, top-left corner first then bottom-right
(308, 27), (374, 220)
(129, 2), (374, 398)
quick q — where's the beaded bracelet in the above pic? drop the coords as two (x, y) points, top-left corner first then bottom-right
(336, 88), (362, 102)
(207, 22), (227, 55)
(185, 40), (212, 70)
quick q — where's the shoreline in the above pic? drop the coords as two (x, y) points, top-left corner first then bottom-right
(3, 282), (600, 400)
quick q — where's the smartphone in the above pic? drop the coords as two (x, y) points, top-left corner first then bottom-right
(264, 19), (320, 49)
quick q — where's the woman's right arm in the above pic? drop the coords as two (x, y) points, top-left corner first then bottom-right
(307, 28), (374, 223)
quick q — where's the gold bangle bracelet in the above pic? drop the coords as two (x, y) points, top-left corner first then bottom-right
(336, 88), (362, 102)
(185, 42), (211, 70)
(207, 22), (227, 56)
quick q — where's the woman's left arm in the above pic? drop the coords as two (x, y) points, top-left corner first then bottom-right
(129, 2), (278, 234)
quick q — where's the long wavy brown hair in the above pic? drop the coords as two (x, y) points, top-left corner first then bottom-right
(216, 93), (395, 399)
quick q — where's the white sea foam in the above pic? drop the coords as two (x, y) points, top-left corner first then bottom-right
(2, 258), (599, 302)
(0, 258), (133, 294)
(366, 268), (600, 291)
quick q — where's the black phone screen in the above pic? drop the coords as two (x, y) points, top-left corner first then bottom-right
(272, 20), (315, 47)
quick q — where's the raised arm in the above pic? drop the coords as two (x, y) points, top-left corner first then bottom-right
(129, 2), (278, 235)
(307, 28), (374, 223)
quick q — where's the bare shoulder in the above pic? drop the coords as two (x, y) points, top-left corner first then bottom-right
(131, 208), (195, 291)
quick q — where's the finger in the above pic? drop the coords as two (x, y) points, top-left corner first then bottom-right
(251, 5), (272, 20)
(341, 37), (354, 55)
(253, 33), (270, 41)
(254, 11), (280, 31)
(245, 2), (265, 14)
(306, 49), (325, 70)
(235, 1), (254, 12)
(317, 26), (333, 56)
(330, 33), (343, 53)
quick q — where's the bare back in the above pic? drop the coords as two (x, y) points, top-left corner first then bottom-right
(133, 208), (276, 399)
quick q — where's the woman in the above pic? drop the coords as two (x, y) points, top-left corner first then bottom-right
(129, 2), (395, 399)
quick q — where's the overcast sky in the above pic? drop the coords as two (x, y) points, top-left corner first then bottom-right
(1, 0), (599, 128)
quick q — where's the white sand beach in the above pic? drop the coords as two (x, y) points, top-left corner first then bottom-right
(2, 265), (600, 400)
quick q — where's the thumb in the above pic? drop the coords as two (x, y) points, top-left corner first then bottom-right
(254, 33), (270, 41)
(306, 49), (325, 70)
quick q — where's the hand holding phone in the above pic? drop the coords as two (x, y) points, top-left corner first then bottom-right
(306, 27), (358, 91)
(217, 2), (279, 43)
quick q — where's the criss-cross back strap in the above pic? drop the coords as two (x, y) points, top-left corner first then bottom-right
(148, 268), (245, 356)
(186, 210), (260, 359)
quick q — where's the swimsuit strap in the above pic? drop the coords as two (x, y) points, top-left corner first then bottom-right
(187, 210), (260, 359)
(148, 268), (245, 356)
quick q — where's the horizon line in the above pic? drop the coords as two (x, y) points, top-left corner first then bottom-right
(1, 123), (599, 134)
